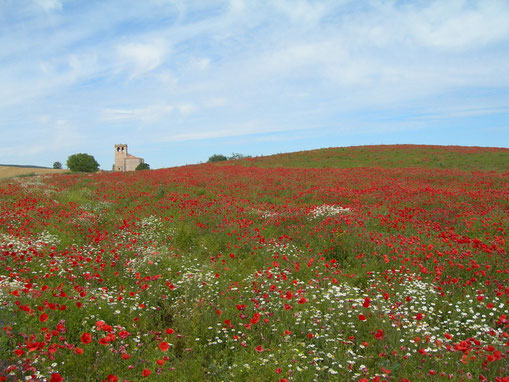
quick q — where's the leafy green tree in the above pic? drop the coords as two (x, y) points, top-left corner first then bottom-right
(135, 162), (150, 170)
(208, 154), (228, 162)
(66, 153), (99, 173)
(52, 161), (62, 169)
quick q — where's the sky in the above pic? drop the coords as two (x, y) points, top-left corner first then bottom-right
(1, 0), (508, 169)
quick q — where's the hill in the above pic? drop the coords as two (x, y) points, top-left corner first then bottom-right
(228, 144), (509, 172)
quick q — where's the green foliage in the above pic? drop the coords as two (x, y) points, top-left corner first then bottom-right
(207, 154), (228, 162)
(53, 161), (62, 169)
(229, 152), (250, 160)
(208, 153), (250, 162)
(136, 162), (150, 171)
(233, 145), (509, 172)
(66, 153), (99, 173)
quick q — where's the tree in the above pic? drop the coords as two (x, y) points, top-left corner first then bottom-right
(66, 153), (99, 173)
(53, 161), (62, 169)
(229, 153), (249, 160)
(207, 154), (228, 162)
(135, 162), (150, 171)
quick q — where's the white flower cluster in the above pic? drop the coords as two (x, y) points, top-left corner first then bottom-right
(310, 205), (350, 218)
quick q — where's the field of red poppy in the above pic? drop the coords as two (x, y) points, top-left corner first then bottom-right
(0, 145), (508, 381)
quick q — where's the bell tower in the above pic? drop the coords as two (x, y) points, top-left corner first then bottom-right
(114, 144), (127, 171)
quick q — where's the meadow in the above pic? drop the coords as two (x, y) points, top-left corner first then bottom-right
(0, 145), (507, 381)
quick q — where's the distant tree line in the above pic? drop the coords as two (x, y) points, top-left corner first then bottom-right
(207, 153), (250, 163)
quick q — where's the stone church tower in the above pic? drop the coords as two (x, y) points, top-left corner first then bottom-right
(113, 144), (144, 172)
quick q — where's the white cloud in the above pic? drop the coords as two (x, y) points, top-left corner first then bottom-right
(116, 41), (169, 79)
(406, 0), (509, 49)
(34, 0), (62, 11)
(102, 104), (175, 122)
(205, 97), (226, 108)
(101, 102), (197, 123)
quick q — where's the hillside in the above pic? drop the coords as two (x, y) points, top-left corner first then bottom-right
(228, 144), (509, 172)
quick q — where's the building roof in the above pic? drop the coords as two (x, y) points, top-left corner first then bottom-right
(126, 154), (142, 160)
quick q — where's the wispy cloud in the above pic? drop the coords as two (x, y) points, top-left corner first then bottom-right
(116, 40), (169, 79)
(34, 0), (62, 12)
(0, 0), (508, 168)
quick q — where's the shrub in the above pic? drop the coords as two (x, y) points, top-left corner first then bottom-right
(66, 153), (99, 173)
(53, 161), (62, 169)
(208, 154), (228, 162)
(136, 162), (150, 171)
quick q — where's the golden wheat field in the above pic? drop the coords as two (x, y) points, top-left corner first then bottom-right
(0, 166), (68, 179)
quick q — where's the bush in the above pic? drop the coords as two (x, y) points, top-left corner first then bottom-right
(53, 161), (62, 169)
(208, 154), (228, 162)
(136, 162), (150, 171)
(66, 153), (99, 173)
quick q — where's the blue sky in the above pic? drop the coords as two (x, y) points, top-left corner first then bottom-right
(1, 0), (508, 169)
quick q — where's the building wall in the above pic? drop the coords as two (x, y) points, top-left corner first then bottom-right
(114, 145), (127, 171)
(114, 144), (144, 172)
(125, 158), (143, 171)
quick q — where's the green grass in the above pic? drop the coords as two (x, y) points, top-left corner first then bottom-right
(227, 144), (509, 171)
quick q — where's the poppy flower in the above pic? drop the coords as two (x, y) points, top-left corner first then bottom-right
(359, 314), (367, 321)
(39, 313), (48, 322)
(50, 373), (63, 382)
(374, 329), (384, 340)
(159, 341), (170, 351)
(80, 332), (92, 344)
(142, 369), (151, 377)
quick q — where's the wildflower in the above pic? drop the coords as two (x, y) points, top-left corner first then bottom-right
(374, 329), (384, 340)
(80, 332), (92, 344)
(142, 369), (151, 377)
(50, 373), (63, 382)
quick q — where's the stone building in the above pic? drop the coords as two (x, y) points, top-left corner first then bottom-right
(113, 144), (144, 172)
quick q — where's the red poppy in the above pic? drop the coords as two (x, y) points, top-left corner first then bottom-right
(105, 375), (118, 382)
(80, 332), (92, 344)
(374, 329), (384, 340)
(359, 314), (367, 321)
(39, 313), (48, 322)
(142, 369), (151, 377)
(255, 345), (264, 352)
(362, 297), (371, 308)
(159, 341), (170, 351)
(50, 373), (63, 382)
